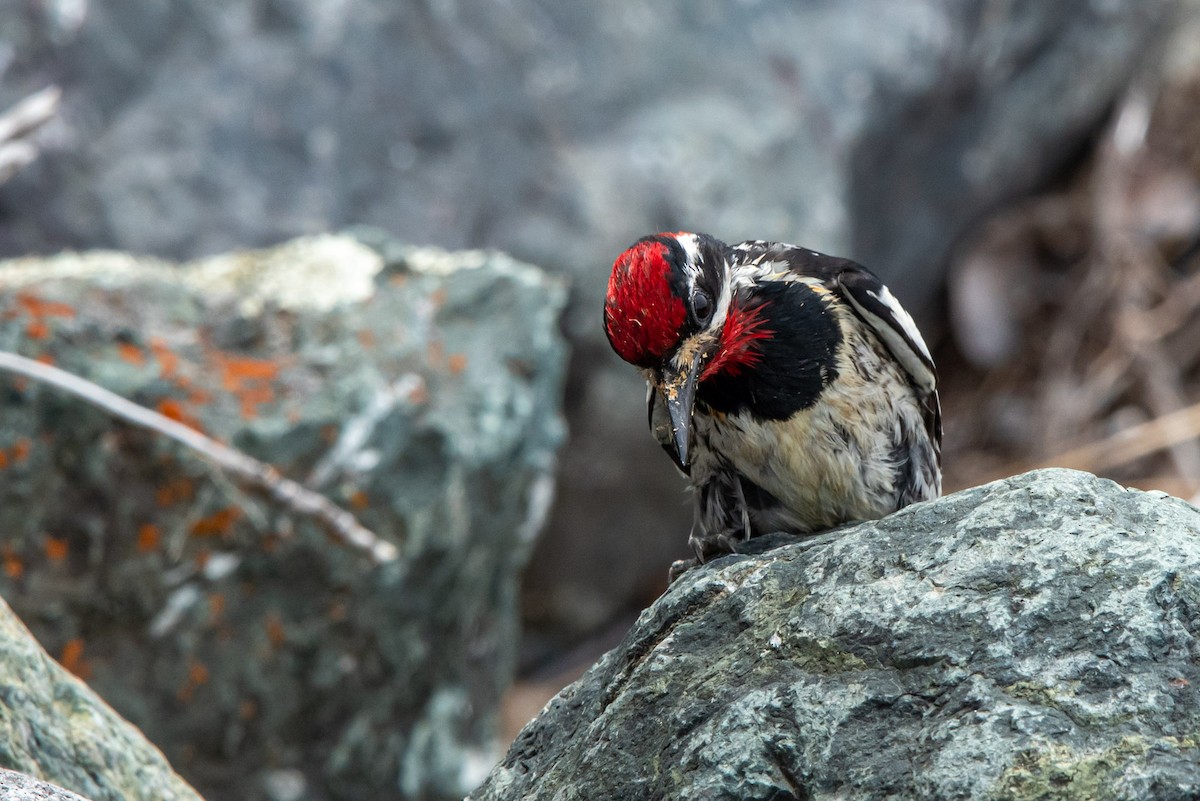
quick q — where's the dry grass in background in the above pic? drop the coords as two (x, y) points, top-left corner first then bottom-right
(944, 74), (1200, 504)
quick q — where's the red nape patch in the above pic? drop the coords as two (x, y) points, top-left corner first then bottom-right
(702, 301), (772, 380)
(604, 239), (687, 366)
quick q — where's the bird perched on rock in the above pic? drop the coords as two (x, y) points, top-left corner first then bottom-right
(603, 232), (941, 571)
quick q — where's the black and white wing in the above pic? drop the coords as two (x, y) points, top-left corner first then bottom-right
(732, 240), (942, 458)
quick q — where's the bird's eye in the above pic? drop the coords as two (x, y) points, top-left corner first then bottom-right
(692, 290), (713, 323)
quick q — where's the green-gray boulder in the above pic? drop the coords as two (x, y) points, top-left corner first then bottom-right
(473, 469), (1200, 801)
(0, 233), (568, 801)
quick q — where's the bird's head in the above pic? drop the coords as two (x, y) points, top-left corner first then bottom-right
(604, 232), (769, 467)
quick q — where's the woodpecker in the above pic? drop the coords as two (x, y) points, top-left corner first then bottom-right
(603, 232), (941, 569)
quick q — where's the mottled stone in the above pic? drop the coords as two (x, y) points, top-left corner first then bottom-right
(0, 233), (568, 801)
(0, 601), (201, 801)
(472, 470), (1200, 801)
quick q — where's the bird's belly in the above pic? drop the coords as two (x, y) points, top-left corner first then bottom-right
(696, 383), (916, 533)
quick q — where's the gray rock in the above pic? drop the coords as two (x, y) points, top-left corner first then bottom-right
(0, 233), (568, 801)
(0, 769), (92, 801)
(0, 601), (201, 801)
(0, 0), (1179, 653)
(471, 469), (1200, 801)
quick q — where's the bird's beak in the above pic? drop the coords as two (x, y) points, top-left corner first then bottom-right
(657, 353), (704, 469)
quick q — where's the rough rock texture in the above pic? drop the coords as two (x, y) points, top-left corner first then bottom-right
(0, 769), (91, 801)
(0, 1), (1180, 641)
(0, 770), (92, 801)
(0, 233), (567, 801)
(0, 600), (201, 801)
(472, 469), (1200, 801)
(0, 771), (91, 801)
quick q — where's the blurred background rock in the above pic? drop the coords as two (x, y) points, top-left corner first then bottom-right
(3, 0), (1200, 797)
(0, 236), (567, 801)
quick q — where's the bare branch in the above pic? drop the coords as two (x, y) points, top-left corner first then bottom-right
(0, 350), (399, 564)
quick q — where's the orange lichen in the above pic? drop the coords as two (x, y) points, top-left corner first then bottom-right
(14, 290), (75, 341)
(190, 349), (287, 419)
(117, 342), (146, 366)
(44, 536), (68, 563)
(264, 612), (286, 648)
(156, 398), (203, 431)
(447, 353), (468, 374)
(149, 337), (180, 377)
(16, 293), (76, 318)
(157, 398), (184, 421)
(238, 699), (258, 720)
(188, 660), (210, 686)
(349, 490), (369, 510)
(155, 477), (196, 507)
(2, 546), (23, 579)
(208, 592), (226, 620)
(237, 383), (275, 419)
(357, 329), (377, 348)
(190, 507), (242, 538)
(137, 523), (161, 552)
(176, 659), (211, 703)
(59, 639), (90, 679)
(219, 356), (280, 382)
(211, 352), (282, 394)
(25, 319), (49, 340)
(11, 438), (31, 463)
(0, 451), (8, 470)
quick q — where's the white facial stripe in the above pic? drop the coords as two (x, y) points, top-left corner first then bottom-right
(674, 233), (733, 334)
(674, 234), (704, 317)
(711, 255), (733, 331)
(675, 233), (701, 271)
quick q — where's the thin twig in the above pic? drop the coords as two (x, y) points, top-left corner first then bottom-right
(0, 350), (398, 563)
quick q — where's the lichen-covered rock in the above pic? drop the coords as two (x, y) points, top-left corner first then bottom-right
(472, 469), (1200, 801)
(0, 599), (201, 801)
(0, 233), (568, 801)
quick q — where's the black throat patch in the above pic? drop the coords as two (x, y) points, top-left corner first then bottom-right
(697, 280), (842, 420)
